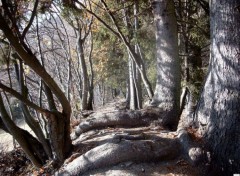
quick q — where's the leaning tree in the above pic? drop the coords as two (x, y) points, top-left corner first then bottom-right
(0, 0), (72, 167)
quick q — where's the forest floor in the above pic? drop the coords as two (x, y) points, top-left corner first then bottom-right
(0, 98), (202, 176)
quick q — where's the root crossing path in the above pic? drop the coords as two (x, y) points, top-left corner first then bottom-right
(57, 100), (207, 176)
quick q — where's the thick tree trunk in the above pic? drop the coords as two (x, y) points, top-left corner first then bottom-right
(152, 0), (181, 129)
(195, 0), (240, 174)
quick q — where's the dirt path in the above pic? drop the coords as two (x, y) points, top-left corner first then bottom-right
(64, 99), (202, 176)
(72, 126), (201, 176)
(0, 99), (203, 175)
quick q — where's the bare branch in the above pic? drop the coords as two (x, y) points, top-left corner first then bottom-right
(22, 0), (39, 40)
(0, 82), (52, 115)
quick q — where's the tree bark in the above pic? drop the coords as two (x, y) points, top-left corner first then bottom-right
(152, 0), (181, 129)
(0, 94), (47, 167)
(77, 35), (90, 111)
(134, 0), (142, 109)
(195, 0), (240, 174)
(72, 107), (173, 139)
(58, 137), (180, 176)
(0, 13), (72, 166)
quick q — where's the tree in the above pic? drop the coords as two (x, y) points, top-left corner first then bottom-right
(195, 0), (240, 174)
(0, 1), (72, 167)
(151, 0), (181, 129)
(177, 0), (209, 117)
(60, 0), (95, 111)
(74, 0), (154, 100)
(71, 0), (181, 139)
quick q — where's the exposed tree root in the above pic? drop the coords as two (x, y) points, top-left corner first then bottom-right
(72, 107), (171, 139)
(57, 137), (180, 176)
(60, 125), (210, 176)
(64, 104), (208, 176)
(177, 128), (209, 166)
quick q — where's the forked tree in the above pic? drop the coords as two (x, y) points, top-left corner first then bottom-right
(0, 1), (72, 167)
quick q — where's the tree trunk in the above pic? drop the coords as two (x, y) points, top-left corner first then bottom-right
(0, 94), (47, 167)
(152, 0), (181, 129)
(128, 55), (137, 110)
(77, 34), (90, 111)
(0, 14), (72, 166)
(99, 0), (154, 99)
(134, 0), (142, 109)
(59, 138), (180, 176)
(14, 60), (52, 159)
(87, 32), (94, 110)
(195, 0), (240, 174)
(121, 0), (138, 110)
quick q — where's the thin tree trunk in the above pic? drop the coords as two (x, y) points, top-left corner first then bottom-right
(134, 0), (142, 109)
(87, 31), (94, 110)
(99, 0), (154, 99)
(128, 56), (137, 110)
(14, 60), (52, 159)
(0, 93), (45, 167)
(77, 31), (90, 111)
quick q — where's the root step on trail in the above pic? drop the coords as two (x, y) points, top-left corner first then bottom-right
(58, 138), (180, 176)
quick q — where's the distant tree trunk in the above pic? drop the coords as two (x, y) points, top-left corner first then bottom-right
(98, 0), (154, 100)
(87, 32), (94, 110)
(195, 0), (240, 174)
(121, 0), (138, 110)
(134, 0), (142, 109)
(77, 33), (89, 111)
(128, 55), (137, 110)
(152, 0), (181, 129)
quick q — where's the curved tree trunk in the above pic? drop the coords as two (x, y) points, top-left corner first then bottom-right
(0, 13), (72, 166)
(0, 94), (47, 167)
(151, 0), (181, 129)
(14, 60), (52, 159)
(195, 0), (240, 174)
